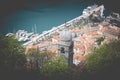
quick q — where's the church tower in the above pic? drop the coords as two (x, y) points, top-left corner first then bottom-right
(58, 29), (74, 67)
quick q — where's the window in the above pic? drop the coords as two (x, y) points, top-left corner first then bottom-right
(61, 47), (65, 53)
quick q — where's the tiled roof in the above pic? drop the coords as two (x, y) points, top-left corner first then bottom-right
(25, 45), (38, 54)
(69, 29), (81, 32)
(73, 54), (85, 61)
(100, 22), (110, 26)
(74, 44), (85, 52)
(100, 26), (120, 36)
(85, 31), (98, 35)
(49, 47), (57, 53)
(80, 36), (86, 43)
(25, 22), (120, 62)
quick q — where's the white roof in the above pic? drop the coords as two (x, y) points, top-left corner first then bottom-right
(60, 29), (72, 41)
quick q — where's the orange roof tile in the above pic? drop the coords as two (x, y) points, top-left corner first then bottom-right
(85, 31), (98, 35)
(74, 44), (84, 49)
(100, 22), (109, 26)
(49, 47), (57, 53)
(25, 45), (38, 54)
(74, 44), (85, 52)
(90, 35), (102, 39)
(69, 29), (81, 32)
(74, 54), (85, 61)
(100, 27), (120, 36)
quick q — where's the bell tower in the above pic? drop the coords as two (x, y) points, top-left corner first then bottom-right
(58, 29), (74, 67)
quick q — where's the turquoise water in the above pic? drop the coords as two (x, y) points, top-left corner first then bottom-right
(2, 2), (104, 34)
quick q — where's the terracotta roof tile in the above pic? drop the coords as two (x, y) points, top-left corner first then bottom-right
(69, 29), (81, 32)
(73, 54), (85, 61)
(25, 45), (38, 54)
(100, 22), (109, 26)
(100, 27), (120, 36)
(49, 47), (57, 53)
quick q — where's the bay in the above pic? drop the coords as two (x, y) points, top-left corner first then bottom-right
(1, 2), (106, 34)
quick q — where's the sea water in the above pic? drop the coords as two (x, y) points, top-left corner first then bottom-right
(1, 2), (106, 35)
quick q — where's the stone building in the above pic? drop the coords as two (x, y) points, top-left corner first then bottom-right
(58, 29), (74, 67)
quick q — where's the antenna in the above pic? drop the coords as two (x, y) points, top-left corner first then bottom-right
(35, 24), (37, 34)
(32, 26), (34, 33)
(32, 24), (37, 34)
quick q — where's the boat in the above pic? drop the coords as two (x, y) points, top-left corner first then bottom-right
(5, 33), (14, 37)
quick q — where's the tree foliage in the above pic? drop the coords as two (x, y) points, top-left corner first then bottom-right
(40, 56), (78, 80)
(0, 35), (26, 71)
(26, 49), (56, 69)
(0, 35), (27, 80)
(85, 40), (120, 73)
(1, 34), (120, 80)
(96, 37), (105, 45)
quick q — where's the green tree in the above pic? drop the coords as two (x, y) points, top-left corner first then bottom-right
(85, 40), (120, 73)
(0, 35), (27, 80)
(0, 35), (26, 71)
(40, 57), (78, 80)
(96, 37), (105, 45)
(27, 49), (56, 69)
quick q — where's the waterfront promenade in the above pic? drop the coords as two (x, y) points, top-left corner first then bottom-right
(23, 5), (104, 46)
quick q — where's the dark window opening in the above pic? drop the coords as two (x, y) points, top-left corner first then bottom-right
(61, 47), (65, 53)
